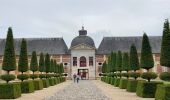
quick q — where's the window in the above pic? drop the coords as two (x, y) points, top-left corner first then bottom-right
(89, 57), (93, 66)
(73, 57), (77, 66)
(98, 62), (102, 66)
(80, 56), (86, 67)
(64, 63), (68, 66)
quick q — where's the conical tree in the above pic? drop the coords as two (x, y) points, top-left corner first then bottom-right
(30, 51), (38, 74)
(39, 52), (45, 74)
(45, 53), (50, 73)
(111, 52), (116, 72)
(2, 27), (16, 74)
(122, 52), (130, 72)
(116, 50), (122, 72)
(18, 39), (28, 74)
(140, 33), (154, 71)
(1, 27), (16, 83)
(50, 59), (54, 73)
(160, 19), (170, 67)
(102, 61), (107, 73)
(130, 44), (139, 72)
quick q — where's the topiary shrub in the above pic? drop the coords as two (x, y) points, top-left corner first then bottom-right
(130, 72), (140, 80)
(30, 74), (38, 80)
(20, 80), (34, 93)
(126, 79), (138, 92)
(33, 80), (43, 90)
(39, 74), (46, 79)
(122, 73), (129, 78)
(136, 81), (163, 98)
(53, 78), (57, 85)
(0, 83), (21, 99)
(110, 77), (115, 85)
(42, 79), (50, 88)
(46, 74), (52, 78)
(141, 72), (157, 82)
(119, 78), (128, 89)
(159, 72), (170, 81)
(17, 74), (29, 82)
(1, 74), (16, 83)
(49, 78), (55, 86)
(114, 78), (120, 87)
(155, 84), (170, 100)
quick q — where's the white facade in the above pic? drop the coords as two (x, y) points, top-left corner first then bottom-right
(70, 44), (96, 79)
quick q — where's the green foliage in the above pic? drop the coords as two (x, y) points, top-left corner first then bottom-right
(39, 74), (46, 79)
(2, 27), (16, 73)
(122, 52), (130, 72)
(30, 51), (38, 73)
(50, 59), (54, 73)
(39, 53), (45, 72)
(116, 51), (122, 71)
(130, 72), (140, 80)
(17, 74), (29, 81)
(20, 80), (34, 93)
(155, 84), (170, 100)
(33, 80), (43, 90)
(141, 72), (157, 82)
(49, 78), (55, 86)
(45, 53), (50, 73)
(18, 39), (28, 73)
(119, 79), (128, 89)
(110, 77), (115, 85)
(160, 19), (170, 67)
(140, 33), (154, 71)
(42, 79), (50, 88)
(160, 72), (170, 81)
(114, 78), (120, 87)
(102, 61), (107, 73)
(1, 74), (16, 83)
(122, 73), (129, 78)
(107, 52), (117, 72)
(30, 74), (38, 80)
(130, 44), (139, 71)
(126, 79), (138, 92)
(59, 63), (64, 74)
(0, 83), (21, 99)
(136, 81), (163, 98)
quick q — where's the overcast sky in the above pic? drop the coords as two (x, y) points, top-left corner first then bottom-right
(0, 0), (170, 47)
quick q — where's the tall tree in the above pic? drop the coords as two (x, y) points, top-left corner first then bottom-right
(160, 19), (170, 67)
(130, 44), (139, 72)
(140, 33), (154, 71)
(122, 52), (130, 72)
(18, 39), (28, 74)
(39, 52), (45, 73)
(102, 61), (107, 73)
(2, 27), (16, 74)
(50, 59), (54, 73)
(111, 52), (117, 72)
(30, 51), (38, 74)
(116, 50), (122, 72)
(45, 53), (50, 73)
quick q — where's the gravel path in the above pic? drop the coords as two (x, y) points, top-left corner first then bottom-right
(45, 80), (111, 100)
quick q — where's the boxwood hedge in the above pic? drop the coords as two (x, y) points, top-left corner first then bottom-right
(20, 80), (34, 93)
(49, 78), (55, 86)
(114, 78), (120, 87)
(33, 79), (43, 90)
(42, 79), (50, 88)
(136, 81), (163, 98)
(119, 78), (128, 89)
(126, 79), (138, 92)
(110, 77), (115, 85)
(0, 83), (21, 99)
(155, 84), (170, 100)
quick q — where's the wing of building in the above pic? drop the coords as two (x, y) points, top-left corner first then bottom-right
(0, 27), (166, 79)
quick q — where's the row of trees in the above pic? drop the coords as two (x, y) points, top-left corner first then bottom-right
(1, 27), (64, 83)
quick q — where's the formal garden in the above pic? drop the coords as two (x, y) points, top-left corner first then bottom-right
(0, 28), (66, 99)
(101, 19), (170, 100)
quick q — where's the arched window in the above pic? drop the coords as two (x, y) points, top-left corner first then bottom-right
(80, 56), (86, 67)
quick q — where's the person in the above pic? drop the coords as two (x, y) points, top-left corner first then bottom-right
(76, 74), (80, 83)
(73, 73), (76, 83)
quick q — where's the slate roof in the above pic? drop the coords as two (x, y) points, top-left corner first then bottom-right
(0, 38), (68, 55)
(70, 35), (95, 48)
(97, 36), (162, 54)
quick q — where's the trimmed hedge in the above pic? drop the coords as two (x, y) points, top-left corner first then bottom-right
(136, 81), (163, 98)
(126, 79), (138, 92)
(119, 78), (128, 89)
(49, 78), (55, 86)
(110, 77), (115, 85)
(159, 72), (170, 81)
(42, 79), (50, 88)
(20, 80), (34, 93)
(33, 79), (43, 90)
(155, 84), (170, 100)
(0, 83), (21, 99)
(1, 74), (16, 83)
(114, 78), (120, 87)
(17, 74), (29, 82)
(53, 78), (57, 85)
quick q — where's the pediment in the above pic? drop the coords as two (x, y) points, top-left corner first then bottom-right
(71, 43), (95, 50)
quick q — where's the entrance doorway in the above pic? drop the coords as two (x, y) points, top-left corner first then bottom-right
(78, 69), (89, 80)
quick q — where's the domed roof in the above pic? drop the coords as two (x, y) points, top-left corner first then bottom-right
(70, 27), (95, 48)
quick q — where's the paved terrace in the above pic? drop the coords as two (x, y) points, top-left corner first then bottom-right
(15, 80), (154, 100)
